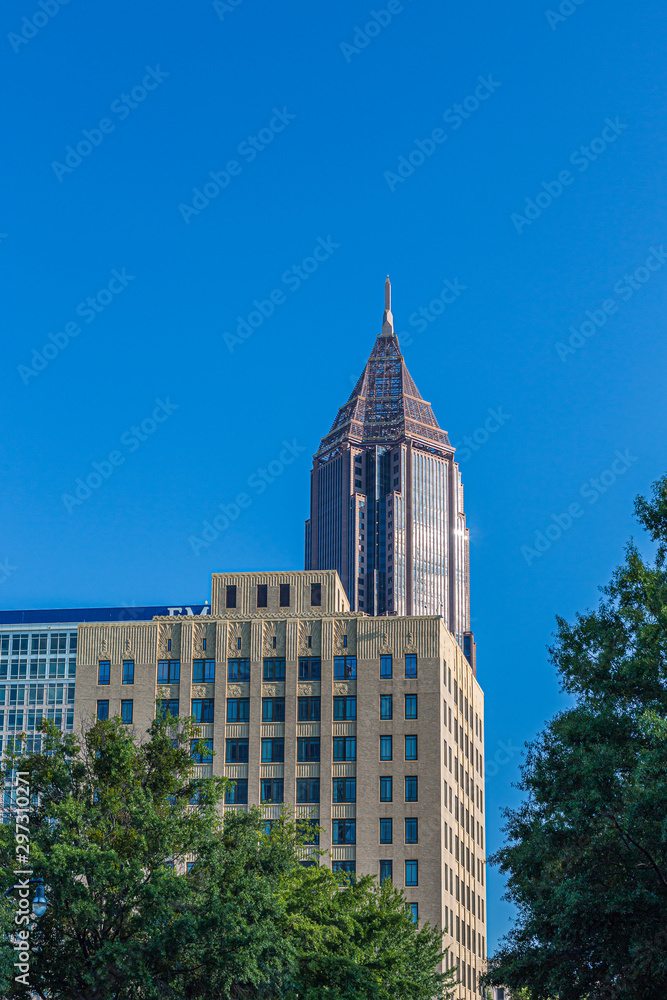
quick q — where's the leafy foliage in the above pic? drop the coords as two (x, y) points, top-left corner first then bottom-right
(0, 715), (452, 999)
(487, 474), (667, 999)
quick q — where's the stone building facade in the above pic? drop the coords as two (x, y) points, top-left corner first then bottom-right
(74, 569), (487, 997)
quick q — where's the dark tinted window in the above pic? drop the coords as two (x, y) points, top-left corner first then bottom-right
(279, 583), (290, 607)
(226, 585), (237, 608)
(257, 584), (267, 607)
(310, 582), (321, 606)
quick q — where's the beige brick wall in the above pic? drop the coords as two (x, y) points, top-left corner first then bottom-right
(74, 569), (486, 998)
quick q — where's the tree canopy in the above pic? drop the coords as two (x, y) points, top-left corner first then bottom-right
(487, 474), (667, 999)
(0, 714), (452, 1000)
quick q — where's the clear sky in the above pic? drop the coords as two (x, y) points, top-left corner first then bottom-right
(2, 0), (666, 950)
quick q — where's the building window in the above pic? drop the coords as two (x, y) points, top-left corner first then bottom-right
(405, 818), (418, 843)
(257, 584), (268, 607)
(98, 661), (110, 685)
(332, 820), (356, 844)
(332, 860), (355, 879)
(405, 655), (417, 678)
(193, 659), (215, 683)
(333, 656), (356, 679)
(297, 778), (320, 803)
(409, 903), (419, 923)
(202, 638), (206, 650)
(405, 694), (417, 719)
(333, 737), (356, 761)
(380, 695), (393, 720)
(379, 860), (393, 885)
(380, 776), (393, 802)
(298, 697), (321, 721)
(225, 779), (248, 804)
(279, 583), (290, 607)
(226, 585), (237, 608)
(405, 735), (418, 760)
(262, 697), (285, 722)
(298, 657), (320, 680)
(227, 658), (249, 682)
(333, 696), (356, 720)
(191, 699), (214, 723)
(157, 660), (180, 684)
(261, 779), (283, 803)
(405, 776), (418, 801)
(167, 639), (171, 651)
(380, 655), (392, 679)
(190, 738), (213, 763)
(261, 738), (284, 762)
(297, 738), (320, 762)
(405, 860), (418, 886)
(225, 738), (249, 762)
(122, 661), (134, 685)
(226, 698), (249, 722)
(272, 636), (277, 649)
(380, 736), (393, 761)
(343, 635), (347, 647)
(97, 700), (109, 721)
(308, 636), (312, 648)
(157, 698), (179, 720)
(380, 818), (393, 844)
(263, 658), (286, 681)
(310, 582), (321, 607)
(121, 700), (133, 724)
(298, 819), (320, 846)
(333, 778), (356, 802)
(237, 637), (242, 650)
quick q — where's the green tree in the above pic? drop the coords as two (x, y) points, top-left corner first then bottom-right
(0, 715), (452, 999)
(487, 474), (667, 999)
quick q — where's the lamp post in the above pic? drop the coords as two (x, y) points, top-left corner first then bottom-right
(3, 877), (48, 919)
(31, 879), (47, 919)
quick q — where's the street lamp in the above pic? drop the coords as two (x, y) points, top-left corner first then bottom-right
(32, 880), (47, 919)
(3, 878), (48, 919)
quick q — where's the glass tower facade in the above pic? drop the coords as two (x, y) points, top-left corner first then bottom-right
(305, 279), (473, 659)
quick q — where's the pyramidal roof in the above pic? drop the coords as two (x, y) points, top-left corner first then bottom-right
(316, 278), (452, 457)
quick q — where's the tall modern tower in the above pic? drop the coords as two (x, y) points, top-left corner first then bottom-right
(306, 278), (474, 663)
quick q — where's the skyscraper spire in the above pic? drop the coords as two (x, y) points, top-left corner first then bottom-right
(306, 278), (472, 652)
(382, 275), (394, 336)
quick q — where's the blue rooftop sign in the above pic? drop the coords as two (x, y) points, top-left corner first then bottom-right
(0, 605), (210, 625)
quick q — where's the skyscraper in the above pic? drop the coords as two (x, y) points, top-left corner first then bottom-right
(306, 278), (473, 656)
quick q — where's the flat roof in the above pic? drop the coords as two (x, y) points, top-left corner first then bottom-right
(0, 604), (210, 626)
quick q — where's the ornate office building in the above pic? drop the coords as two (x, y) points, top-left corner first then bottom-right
(306, 279), (473, 658)
(75, 570), (487, 998)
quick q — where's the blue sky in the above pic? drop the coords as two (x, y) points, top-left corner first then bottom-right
(2, 0), (666, 949)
